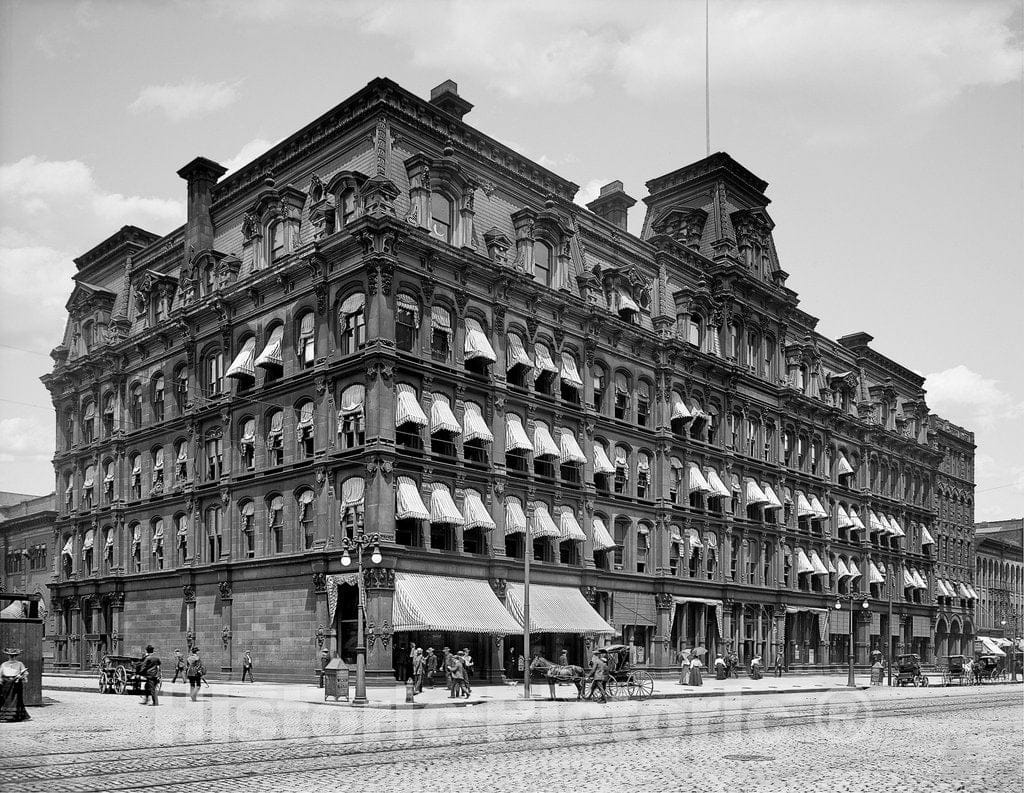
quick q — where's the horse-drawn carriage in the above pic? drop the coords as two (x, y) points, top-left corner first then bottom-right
(942, 655), (969, 686)
(529, 644), (656, 701)
(894, 654), (929, 687)
(98, 654), (161, 695)
(973, 655), (1003, 684)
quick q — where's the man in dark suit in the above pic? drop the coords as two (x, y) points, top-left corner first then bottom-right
(137, 645), (161, 706)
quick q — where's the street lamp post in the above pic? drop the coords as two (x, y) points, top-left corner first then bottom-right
(339, 531), (382, 705)
(1001, 614), (1019, 683)
(836, 593), (871, 688)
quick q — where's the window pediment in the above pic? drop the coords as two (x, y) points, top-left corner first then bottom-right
(650, 206), (707, 247)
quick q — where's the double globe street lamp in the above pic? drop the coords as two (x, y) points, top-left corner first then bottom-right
(339, 531), (382, 705)
(835, 593), (871, 688)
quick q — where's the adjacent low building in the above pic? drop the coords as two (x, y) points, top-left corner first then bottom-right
(43, 77), (968, 681)
(974, 518), (1023, 644)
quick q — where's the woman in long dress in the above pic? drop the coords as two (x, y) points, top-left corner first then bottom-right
(679, 651), (692, 685)
(690, 653), (704, 686)
(0, 648), (30, 722)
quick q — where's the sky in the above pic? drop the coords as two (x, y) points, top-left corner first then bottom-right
(0, 0), (1022, 519)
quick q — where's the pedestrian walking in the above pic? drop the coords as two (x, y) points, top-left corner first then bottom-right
(774, 650), (784, 678)
(450, 652), (470, 698)
(412, 648), (426, 693)
(871, 658), (884, 686)
(442, 647), (454, 692)
(0, 648), (30, 722)
(426, 647), (438, 688)
(185, 646), (205, 702)
(171, 649), (186, 684)
(318, 647), (330, 688)
(137, 644), (161, 706)
(749, 655), (764, 680)
(714, 654), (727, 680)
(689, 653), (704, 687)
(462, 647), (474, 693)
(587, 649), (608, 703)
(679, 651), (692, 686)
(241, 650), (254, 682)
(517, 652), (525, 682)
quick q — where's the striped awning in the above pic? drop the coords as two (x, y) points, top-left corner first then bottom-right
(462, 489), (495, 531)
(392, 573), (521, 634)
(850, 508), (866, 530)
(504, 496), (528, 535)
(762, 484), (783, 510)
(705, 468), (731, 498)
(615, 288), (639, 315)
(255, 326), (284, 369)
(340, 293), (365, 315)
(429, 483), (464, 525)
(920, 525), (935, 546)
(506, 333), (532, 371)
(340, 477), (364, 508)
(559, 507), (587, 542)
(431, 304), (451, 331)
(505, 414), (533, 452)
(530, 502), (561, 538)
(826, 554), (837, 574)
(592, 516), (616, 551)
(848, 560), (861, 579)
(809, 495), (829, 520)
(560, 352), (583, 388)
(226, 337), (257, 379)
(935, 579), (951, 597)
(956, 582), (971, 599)
(462, 402), (493, 443)
(889, 515), (906, 538)
(464, 318), (496, 362)
(506, 583), (615, 634)
(967, 584), (980, 600)
(430, 394), (461, 435)
(837, 454), (855, 476)
(809, 550), (829, 576)
(745, 479), (769, 505)
(836, 558), (852, 579)
(868, 510), (884, 534)
(593, 443), (616, 474)
(837, 504), (854, 529)
(978, 636), (1006, 656)
(533, 422), (560, 458)
(396, 385), (429, 427)
(559, 428), (587, 464)
(533, 343), (558, 374)
(903, 566), (916, 589)
(83, 528), (95, 550)
(688, 464), (713, 494)
(671, 393), (692, 421)
(396, 476), (429, 520)
(868, 561), (885, 584)
(62, 536), (73, 556)
(912, 569), (928, 589)
(795, 548), (815, 575)
(796, 491), (815, 518)
(879, 514), (894, 536)
(83, 466), (95, 487)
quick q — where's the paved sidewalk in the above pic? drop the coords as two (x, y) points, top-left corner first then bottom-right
(43, 671), (869, 709)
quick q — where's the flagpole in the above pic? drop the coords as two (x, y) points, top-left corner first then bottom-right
(705, 0), (711, 157)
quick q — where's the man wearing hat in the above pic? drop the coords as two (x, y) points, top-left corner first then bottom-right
(137, 644), (161, 706)
(411, 647), (426, 694)
(0, 648), (30, 721)
(586, 649), (608, 704)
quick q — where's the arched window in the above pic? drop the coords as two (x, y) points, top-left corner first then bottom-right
(614, 372), (630, 420)
(705, 532), (718, 580)
(175, 513), (189, 564)
(129, 453), (141, 500)
(297, 489), (316, 549)
(533, 239), (553, 286)
(267, 409), (284, 466)
(204, 434), (223, 481)
(727, 322), (740, 360)
(395, 294), (420, 353)
(612, 517), (630, 570)
(688, 314), (703, 348)
(152, 375), (165, 421)
(268, 220), (286, 263)
(746, 333), (760, 373)
(174, 438), (189, 481)
(430, 305), (452, 362)
(152, 518), (165, 570)
(151, 446), (165, 492)
(613, 444), (629, 495)
(205, 350), (224, 396)
(129, 523), (142, 573)
(340, 476), (365, 539)
(129, 383), (143, 428)
(174, 365), (189, 409)
(636, 523), (651, 573)
(239, 417), (256, 470)
(82, 464), (95, 509)
(746, 418), (759, 458)
(238, 502), (255, 558)
(430, 192), (453, 242)
(560, 350), (583, 403)
(763, 336), (775, 381)
(637, 381), (651, 427)
(339, 292), (366, 355)
(592, 363), (608, 413)
(296, 399), (315, 458)
(463, 401), (492, 465)
(338, 384), (365, 449)
(101, 392), (115, 436)
(82, 401), (96, 443)
(267, 495), (284, 554)
(533, 341), (557, 395)
(205, 506), (222, 562)
(103, 459), (115, 503)
(297, 311), (316, 367)
(636, 452), (651, 499)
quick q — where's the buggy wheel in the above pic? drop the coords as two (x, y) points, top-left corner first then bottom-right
(920, 675), (929, 687)
(632, 671), (655, 700)
(605, 675), (621, 700)
(98, 673), (108, 693)
(113, 667), (127, 695)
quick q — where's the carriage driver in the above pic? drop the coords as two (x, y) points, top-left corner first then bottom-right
(587, 649), (609, 704)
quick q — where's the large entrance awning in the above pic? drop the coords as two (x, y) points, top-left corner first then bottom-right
(977, 636), (1006, 656)
(505, 583), (615, 634)
(392, 573), (521, 634)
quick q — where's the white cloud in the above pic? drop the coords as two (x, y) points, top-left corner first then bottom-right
(0, 156), (183, 230)
(223, 137), (279, 174)
(926, 365), (1024, 429)
(0, 417), (54, 464)
(0, 244), (75, 348)
(128, 80), (241, 121)
(574, 178), (607, 209)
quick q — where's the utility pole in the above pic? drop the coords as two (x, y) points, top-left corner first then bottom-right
(523, 531), (531, 700)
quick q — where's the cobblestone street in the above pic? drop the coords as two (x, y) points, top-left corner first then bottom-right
(1, 684), (1020, 792)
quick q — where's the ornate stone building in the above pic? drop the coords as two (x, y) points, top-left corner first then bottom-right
(1, 493), (57, 661)
(931, 417), (978, 657)
(44, 78), (961, 681)
(974, 519), (1023, 643)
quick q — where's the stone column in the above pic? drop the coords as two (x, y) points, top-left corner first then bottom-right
(488, 579), (508, 683)
(737, 604), (746, 665)
(219, 582), (233, 673)
(653, 593), (674, 669)
(722, 600), (734, 656)
(855, 609), (870, 665)
(109, 593), (125, 655)
(69, 600), (82, 669)
(183, 584), (196, 650)
(364, 567), (396, 684)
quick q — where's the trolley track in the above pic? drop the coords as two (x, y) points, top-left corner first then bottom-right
(0, 688), (1015, 792)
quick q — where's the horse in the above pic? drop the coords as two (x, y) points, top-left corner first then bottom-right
(529, 656), (587, 700)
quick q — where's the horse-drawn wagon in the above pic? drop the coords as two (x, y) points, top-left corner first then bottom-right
(98, 654), (162, 696)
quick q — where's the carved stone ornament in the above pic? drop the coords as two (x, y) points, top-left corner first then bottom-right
(221, 626), (232, 648)
(363, 567), (395, 591)
(580, 585), (598, 604)
(218, 581), (232, 600)
(489, 578), (507, 599)
(654, 592), (675, 610)
(182, 585), (196, 603)
(315, 625), (326, 647)
(312, 572), (328, 594)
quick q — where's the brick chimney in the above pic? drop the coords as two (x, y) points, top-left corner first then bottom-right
(429, 79), (473, 120)
(176, 156), (227, 258)
(586, 181), (636, 231)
